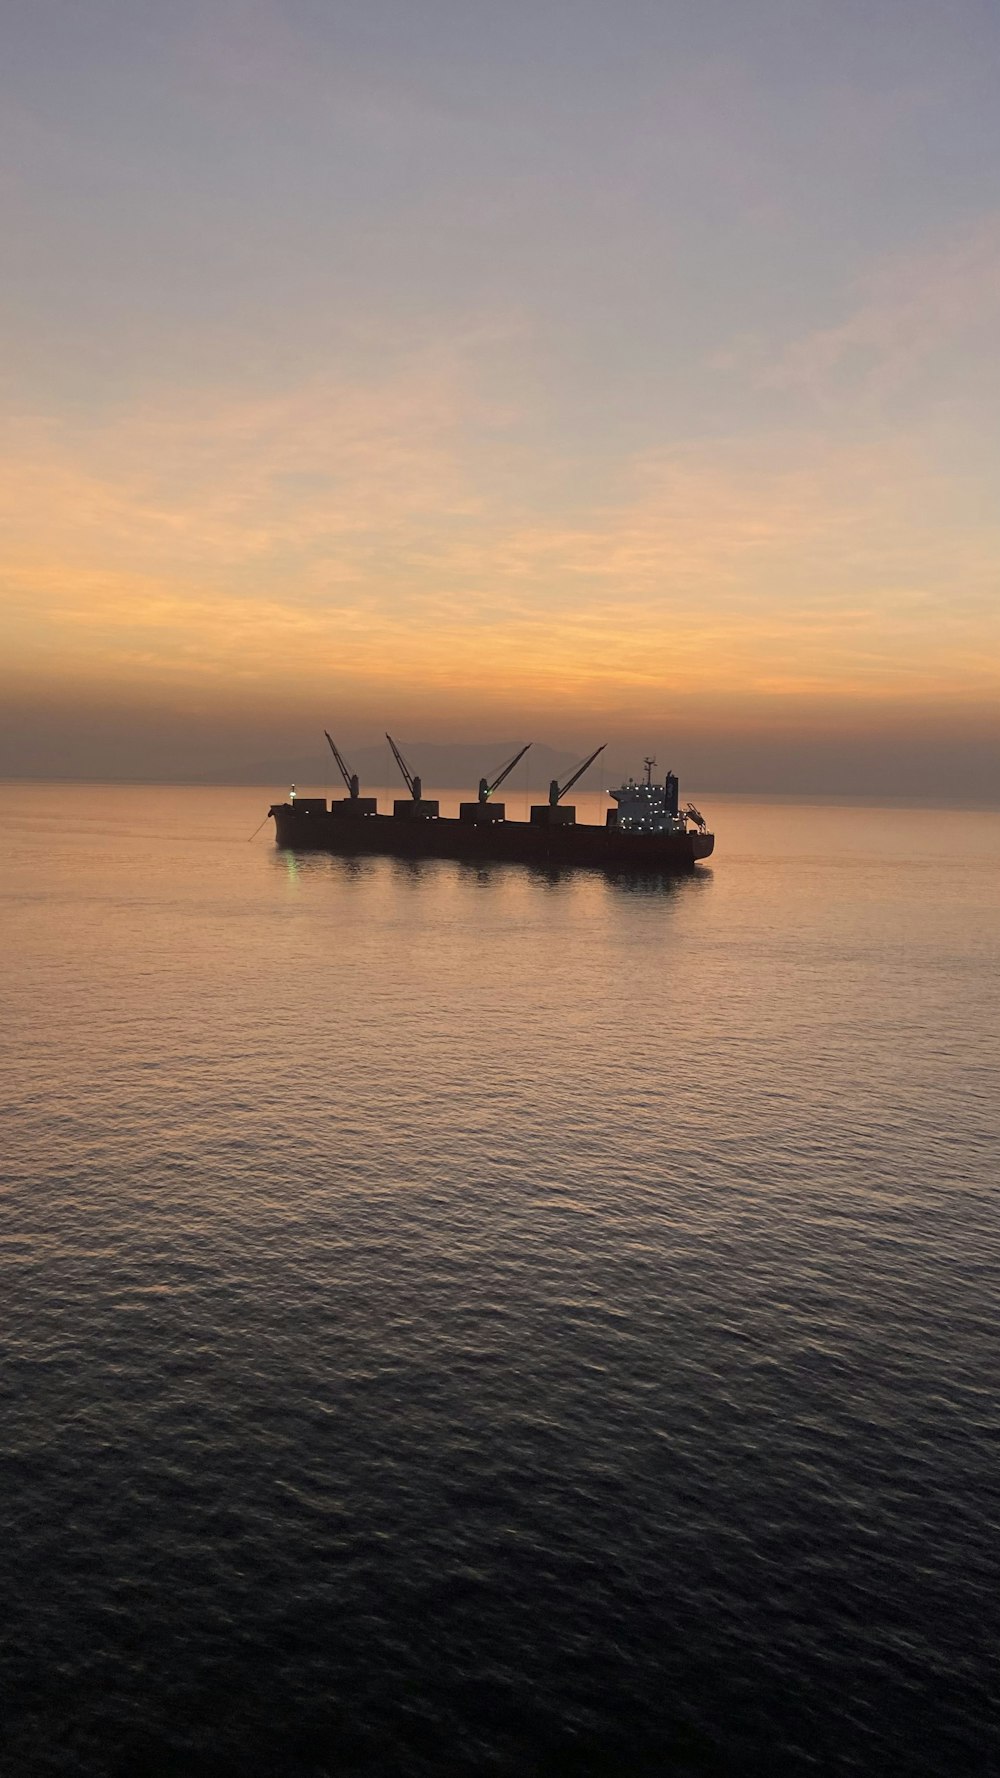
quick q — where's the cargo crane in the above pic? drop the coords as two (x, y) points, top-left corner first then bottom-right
(325, 731), (359, 799)
(531, 744), (607, 828)
(685, 802), (707, 831)
(480, 742), (532, 803)
(386, 733), (421, 801)
(322, 731), (378, 818)
(460, 743), (532, 825)
(386, 733), (439, 820)
(548, 744), (606, 807)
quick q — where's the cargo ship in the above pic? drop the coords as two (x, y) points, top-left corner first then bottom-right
(269, 736), (714, 872)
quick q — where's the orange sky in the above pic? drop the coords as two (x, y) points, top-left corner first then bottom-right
(4, 365), (999, 768)
(2, 4), (1000, 795)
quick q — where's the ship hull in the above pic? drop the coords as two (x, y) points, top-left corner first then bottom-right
(269, 805), (714, 872)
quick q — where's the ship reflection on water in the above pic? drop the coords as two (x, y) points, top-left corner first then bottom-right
(271, 844), (713, 901)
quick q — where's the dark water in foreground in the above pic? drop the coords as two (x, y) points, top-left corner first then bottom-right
(2, 783), (998, 1777)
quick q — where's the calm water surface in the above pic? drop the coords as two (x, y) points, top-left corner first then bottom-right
(2, 783), (998, 1777)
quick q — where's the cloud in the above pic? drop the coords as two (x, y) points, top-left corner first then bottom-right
(757, 215), (1000, 408)
(2, 340), (999, 738)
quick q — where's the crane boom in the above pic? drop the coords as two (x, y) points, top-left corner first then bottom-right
(324, 731), (360, 798)
(386, 733), (422, 801)
(479, 742), (531, 803)
(549, 743), (606, 805)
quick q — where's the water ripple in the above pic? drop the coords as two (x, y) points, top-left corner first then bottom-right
(1, 785), (998, 1776)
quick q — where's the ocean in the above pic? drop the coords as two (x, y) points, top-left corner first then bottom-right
(2, 782), (998, 1777)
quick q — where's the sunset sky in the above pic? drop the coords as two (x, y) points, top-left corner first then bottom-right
(2, 0), (999, 793)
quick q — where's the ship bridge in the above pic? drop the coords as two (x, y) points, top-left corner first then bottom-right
(609, 758), (689, 835)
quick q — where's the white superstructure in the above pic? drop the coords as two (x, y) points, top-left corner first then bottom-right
(609, 758), (705, 836)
